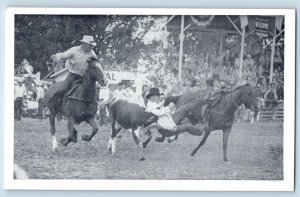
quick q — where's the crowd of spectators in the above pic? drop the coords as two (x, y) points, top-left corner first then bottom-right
(14, 76), (50, 120)
(15, 33), (285, 122)
(148, 36), (284, 103)
(101, 33), (284, 107)
(136, 34), (284, 122)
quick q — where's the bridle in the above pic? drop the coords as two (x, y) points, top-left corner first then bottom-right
(230, 92), (240, 109)
(207, 89), (241, 117)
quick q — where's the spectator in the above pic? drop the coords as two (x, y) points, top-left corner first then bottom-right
(189, 79), (199, 92)
(258, 50), (267, 68)
(228, 66), (237, 85)
(98, 86), (111, 126)
(223, 49), (232, 67)
(206, 78), (214, 90)
(21, 59), (33, 75)
(255, 83), (265, 98)
(276, 80), (284, 101)
(14, 79), (26, 120)
(220, 66), (230, 83)
(36, 81), (45, 121)
(213, 78), (221, 90)
(244, 54), (254, 69)
(264, 82), (278, 121)
(114, 81), (129, 100)
(274, 47), (283, 71)
(234, 55), (241, 70)
(165, 68), (180, 96)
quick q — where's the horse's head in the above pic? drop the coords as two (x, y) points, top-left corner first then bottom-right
(240, 84), (260, 116)
(88, 60), (108, 87)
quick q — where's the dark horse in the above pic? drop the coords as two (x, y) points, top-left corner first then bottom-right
(158, 84), (259, 162)
(47, 60), (107, 151)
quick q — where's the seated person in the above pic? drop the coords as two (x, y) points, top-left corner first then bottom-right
(264, 82), (278, 121)
(264, 83), (278, 109)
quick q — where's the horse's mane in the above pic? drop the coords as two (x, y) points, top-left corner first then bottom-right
(223, 83), (251, 96)
(88, 59), (101, 65)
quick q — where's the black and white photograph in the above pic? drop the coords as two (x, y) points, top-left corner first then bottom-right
(4, 8), (295, 191)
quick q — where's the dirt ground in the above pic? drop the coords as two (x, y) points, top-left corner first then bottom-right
(14, 118), (283, 180)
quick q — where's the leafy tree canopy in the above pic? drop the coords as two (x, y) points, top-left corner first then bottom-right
(15, 15), (165, 77)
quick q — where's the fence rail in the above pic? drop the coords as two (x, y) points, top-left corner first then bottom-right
(260, 101), (284, 121)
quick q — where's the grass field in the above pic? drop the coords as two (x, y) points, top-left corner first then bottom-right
(14, 118), (283, 180)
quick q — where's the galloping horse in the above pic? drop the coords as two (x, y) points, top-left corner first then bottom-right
(159, 84), (259, 162)
(47, 60), (107, 151)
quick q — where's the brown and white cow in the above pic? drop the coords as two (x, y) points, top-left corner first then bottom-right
(107, 99), (177, 161)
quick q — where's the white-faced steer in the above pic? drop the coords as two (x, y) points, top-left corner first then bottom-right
(107, 99), (176, 161)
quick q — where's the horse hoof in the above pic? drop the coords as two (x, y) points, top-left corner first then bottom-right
(167, 138), (174, 144)
(142, 142), (149, 149)
(52, 147), (59, 153)
(73, 135), (77, 143)
(190, 152), (195, 157)
(155, 137), (165, 143)
(82, 135), (91, 141)
(112, 153), (118, 158)
(60, 138), (69, 146)
(139, 157), (145, 161)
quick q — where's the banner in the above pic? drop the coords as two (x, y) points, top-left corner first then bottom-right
(248, 16), (276, 37)
(190, 16), (214, 27)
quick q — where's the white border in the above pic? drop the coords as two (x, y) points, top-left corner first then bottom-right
(4, 8), (295, 191)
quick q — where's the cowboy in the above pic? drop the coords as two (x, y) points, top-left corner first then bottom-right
(145, 88), (176, 130)
(146, 88), (174, 114)
(46, 35), (98, 102)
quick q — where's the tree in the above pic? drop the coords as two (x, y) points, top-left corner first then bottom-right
(15, 15), (161, 78)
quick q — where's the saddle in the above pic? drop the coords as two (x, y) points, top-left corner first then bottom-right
(200, 90), (226, 122)
(66, 79), (83, 97)
(209, 90), (226, 107)
(65, 79), (97, 103)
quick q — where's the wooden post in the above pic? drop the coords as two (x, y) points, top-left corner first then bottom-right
(269, 29), (277, 83)
(178, 15), (185, 81)
(239, 27), (245, 78)
(219, 33), (223, 53)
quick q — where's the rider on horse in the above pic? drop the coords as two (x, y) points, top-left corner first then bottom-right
(45, 35), (98, 102)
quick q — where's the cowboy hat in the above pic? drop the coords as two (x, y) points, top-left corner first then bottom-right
(80, 35), (97, 47)
(246, 54), (252, 58)
(146, 88), (163, 99)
